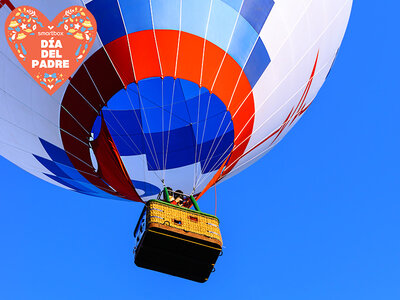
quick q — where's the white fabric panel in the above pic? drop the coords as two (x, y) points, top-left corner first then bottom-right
(250, 0), (352, 144)
(122, 155), (162, 190)
(122, 155), (216, 201)
(220, 145), (272, 184)
(0, 90), (55, 159)
(0, 117), (52, 174)
(0, 138), (71, 190)
(0, 54), (63, 146)
(224, 0), (353, 180)
(262, 0), (313, 60)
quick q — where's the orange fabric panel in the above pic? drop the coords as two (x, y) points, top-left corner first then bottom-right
(211, 57), (242, 105)
(228, 72), (253, 112)
(129, 30), (162, 81)
(176, 32), (203, 84)
(155, 30), (179, 77)
(200, 42), (225, 88)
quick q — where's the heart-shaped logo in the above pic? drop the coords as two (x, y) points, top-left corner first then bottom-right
(5, 6), (97, 95)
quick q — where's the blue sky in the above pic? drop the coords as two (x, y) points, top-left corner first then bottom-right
(1, 1), (399, 299)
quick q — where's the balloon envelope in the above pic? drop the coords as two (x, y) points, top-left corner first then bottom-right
(0, 0), (352, 201)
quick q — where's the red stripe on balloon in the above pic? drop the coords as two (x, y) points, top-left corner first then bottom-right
(221, 51), (320, 175)
(92, 116), (142, 202)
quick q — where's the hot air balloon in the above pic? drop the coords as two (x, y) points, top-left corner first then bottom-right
(0, 0), (352, 282)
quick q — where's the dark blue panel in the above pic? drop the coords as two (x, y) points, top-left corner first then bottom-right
(93, 77), (235, 173)
(55, 162), (88, 182)
(244, 37), (271, 87)
(197, 129), (234, 165)
(112, 134), (145, 156)
(186, 92), (227, 123)
(159, 126), (196, 151)
(164, 147), (196, 170)
(145, 125), (196, 170)
(86, 0), (126, 45)
(241, 0), (274, 33)
(193, 111), (233, 143)
(45, 174), (87, 193)
(103, 110), (143, 135)
(39, 138), (74, 167)
(140, 107), (164, 133)
(164, 101), (192, 127)
(45, 174), (101, 195)
(200, 130), (235, 159)
(140, 105), (191, 134)
(200, 111), (232, 142)
(34, 155), (71, 179)
(198, 130), (234, 172)
(91, 115), (101, 139)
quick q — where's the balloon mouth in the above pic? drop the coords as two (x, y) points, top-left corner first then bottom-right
(90, 76), (235, 175)
(60, 30), (256, 200)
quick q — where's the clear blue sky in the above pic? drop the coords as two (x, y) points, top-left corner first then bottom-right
(1, 1), (399, 299)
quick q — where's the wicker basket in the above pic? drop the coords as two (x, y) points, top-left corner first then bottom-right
(134, 199), (223, 282)
(147, 200), (222, 245)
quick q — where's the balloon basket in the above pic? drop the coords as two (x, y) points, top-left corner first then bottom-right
(133, 200), (222, 282)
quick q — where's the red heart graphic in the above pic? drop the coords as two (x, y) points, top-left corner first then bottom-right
(4, 6), (97, 95)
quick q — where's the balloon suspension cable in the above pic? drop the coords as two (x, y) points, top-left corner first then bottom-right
(214, 185), (217, 216)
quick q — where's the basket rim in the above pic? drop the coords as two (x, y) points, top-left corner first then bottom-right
(147, 199), (220, 222)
